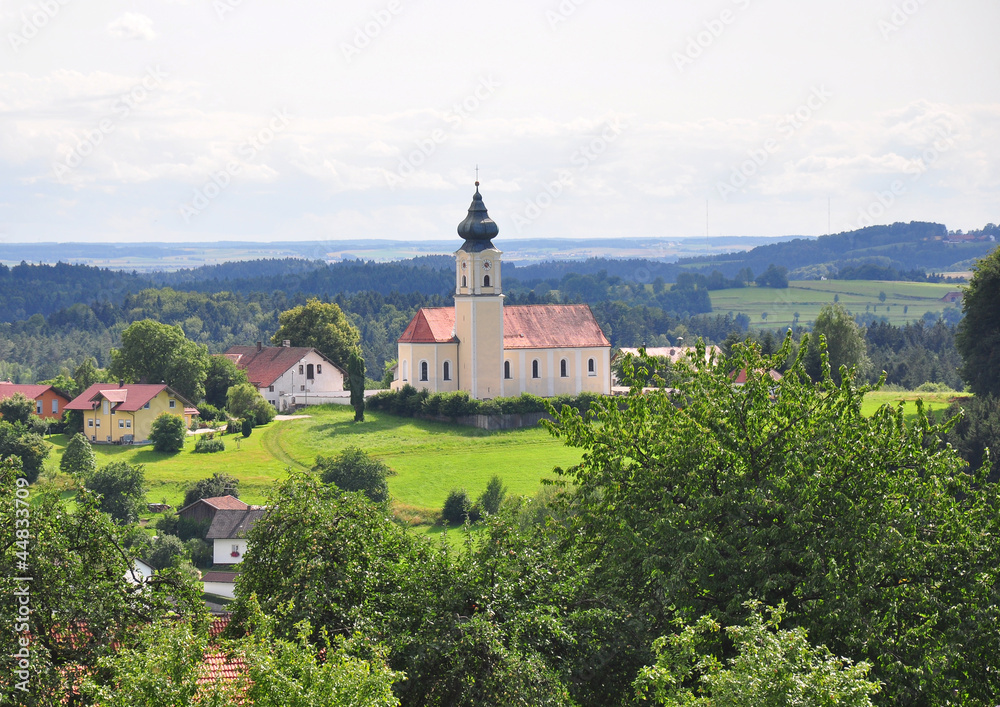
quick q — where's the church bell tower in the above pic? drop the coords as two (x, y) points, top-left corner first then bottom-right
(454, 181), (504, 399)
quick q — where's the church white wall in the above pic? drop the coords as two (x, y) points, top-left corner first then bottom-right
(502, 347), (611, 397)
(393, 342), (460, 394)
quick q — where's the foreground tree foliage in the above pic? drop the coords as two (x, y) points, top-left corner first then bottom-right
(546, 338), (1000, 706)
(635, 603), (879, 706)
(0, 460), (205, 705)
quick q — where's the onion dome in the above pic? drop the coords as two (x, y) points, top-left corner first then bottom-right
(457, 182), (499, 250)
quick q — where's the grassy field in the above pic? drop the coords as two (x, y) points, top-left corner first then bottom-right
(710, 280), (961, 330)
(859, 389), (965, 420)
(43, 406), (581, 525)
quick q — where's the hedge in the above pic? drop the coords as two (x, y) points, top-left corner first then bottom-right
(367, 386), (604, 419)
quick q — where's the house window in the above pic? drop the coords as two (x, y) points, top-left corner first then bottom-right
(143, 402), (150, 410)
(443, 361), (451, 381)
(484, 275), (491, 287)
(298, 365), (304, 374)
(306, 364), (314, 380)
(95, 419), (101, 427)
(88, 419), (94, 428)
(560, 359), (568, 377)
(401, 360), (408, 382)
(126, 420), (131, 429)
(504, 360), (512, 379)
(36, 401), (42, 415)
(588, 358), (596, 376)
(119, 419), (125, 428)
(169, 399), (176, 409)
(420, 361), (429, 382)
(316, 365), (322, 374)
(51, 399), (58, 414)
(532, 360), (540, 379)
(268, 385), (274, 392)
(300, 385), (305, 391)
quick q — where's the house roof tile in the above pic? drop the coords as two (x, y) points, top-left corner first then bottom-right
(65, 383), (196, 413)
(202, 571), (240, 583)
(206, 508), (267, 540)
(176, 496), (249, 516)
(398, 304), (610, 349)
(0, 383), (70, 403)
(223, 346), (346, 388)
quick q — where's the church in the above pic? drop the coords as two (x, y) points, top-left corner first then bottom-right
(392, 183), (612, 400)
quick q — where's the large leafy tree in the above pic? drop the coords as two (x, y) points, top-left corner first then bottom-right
(0, 460), (205, 704)
(271, 298), (361, 371)
(109, 319), (210, 402)
(85, 460), (147, 524)
(204, 354), (250, 409)
(956, 245), (1000, 396)
(805, 302), (871, 384)
(183, 472), (240, 508)
(546, 339), (1000, 705)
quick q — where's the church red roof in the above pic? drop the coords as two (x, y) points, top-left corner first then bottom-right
(397, 305), (609, 349)
(397, 308), (459, 344)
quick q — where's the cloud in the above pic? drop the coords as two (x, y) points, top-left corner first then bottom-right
(107, 13), (157, 41)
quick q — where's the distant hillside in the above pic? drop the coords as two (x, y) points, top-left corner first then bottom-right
(679, 222), (998, 279)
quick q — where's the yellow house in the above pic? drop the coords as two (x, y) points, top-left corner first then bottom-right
(393, 183), (612, 399)
(65, 383), (198, 444)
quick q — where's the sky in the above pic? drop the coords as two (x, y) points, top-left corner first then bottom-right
(0, 0), (998, 245)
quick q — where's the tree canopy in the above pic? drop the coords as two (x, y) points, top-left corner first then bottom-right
(61, 431), (97, 478)
(271, 298), (361, 371)
(545, 338), (1000, 705)
(0, 392), (34, 425)
(85, 460), (147, 524)
(805, 303), (871, 384)
(109, 319), (210, 402)
(149, 411), (187, 453)
(183, 472), (241, 509)
(956, 245), (1000, 396)
(315, 446), (391, 503)
(204, 354), (250, 409)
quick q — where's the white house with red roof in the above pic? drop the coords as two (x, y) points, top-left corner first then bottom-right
(65, 383), (198, 444)
(223, 343), (347, 411)
(392, 183), (612, 399)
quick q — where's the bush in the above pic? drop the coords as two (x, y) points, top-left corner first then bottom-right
(252, 398), (276, 426)
(194, 435), (225, 454)
(226, 418), (242, 435)
(916, 381), (956, 393)
(186, 538), (213, 569)
(241, 418), (253, 438)
(197, 402), (221, 423)
(84, 460), (146, 524)
(477, 475), (507, 517)
(314, 446), (391, 503)
(60, 432), (97, 479)
(0, 392), (34, 425)
(146, 533), (185, 570)
(442, 488), (471, 524)
(149, 412), (186, 453)
(182, 473), (240, 508)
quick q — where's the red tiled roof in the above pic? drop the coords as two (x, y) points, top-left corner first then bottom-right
(0, 383), (69, 402)
(65, 383), (196, 413)
(223, 346), (345, 388)
(615, 345), (722, 364)
(202, 571), (240, 583)
(176, 496), (249, 516)
(730, 368), (783, 385)
(398, 305), (610, 349)
(398, 308), (458, 344)
(503, 305), (610, 349)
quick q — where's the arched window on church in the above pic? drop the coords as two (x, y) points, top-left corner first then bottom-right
(532, 360), (540, 379)
(462, 275), (467, 288)
(588, 358), (596, 376)
(443, 361), (451, 381)
(504, 360), (512, 379)
(401, 360), (408, 381)
(560, 359), (568, 377)
(484, 275), (491, 287)
(420, 361), (428, 382)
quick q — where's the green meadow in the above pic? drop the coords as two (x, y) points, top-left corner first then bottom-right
(43, 405), (580, 526)
(709, 280), (960, 330)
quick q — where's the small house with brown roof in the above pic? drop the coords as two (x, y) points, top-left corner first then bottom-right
(0, 382), (72, 421)
(65, 383), (198, 444)
(392, 183), (612, 399)
(206, 507), (267, 566)
(223, 343), (347, 411)
(176, 495), (249, 529)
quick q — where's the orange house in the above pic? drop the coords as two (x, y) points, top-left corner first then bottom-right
(0, 383), (72, 421)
